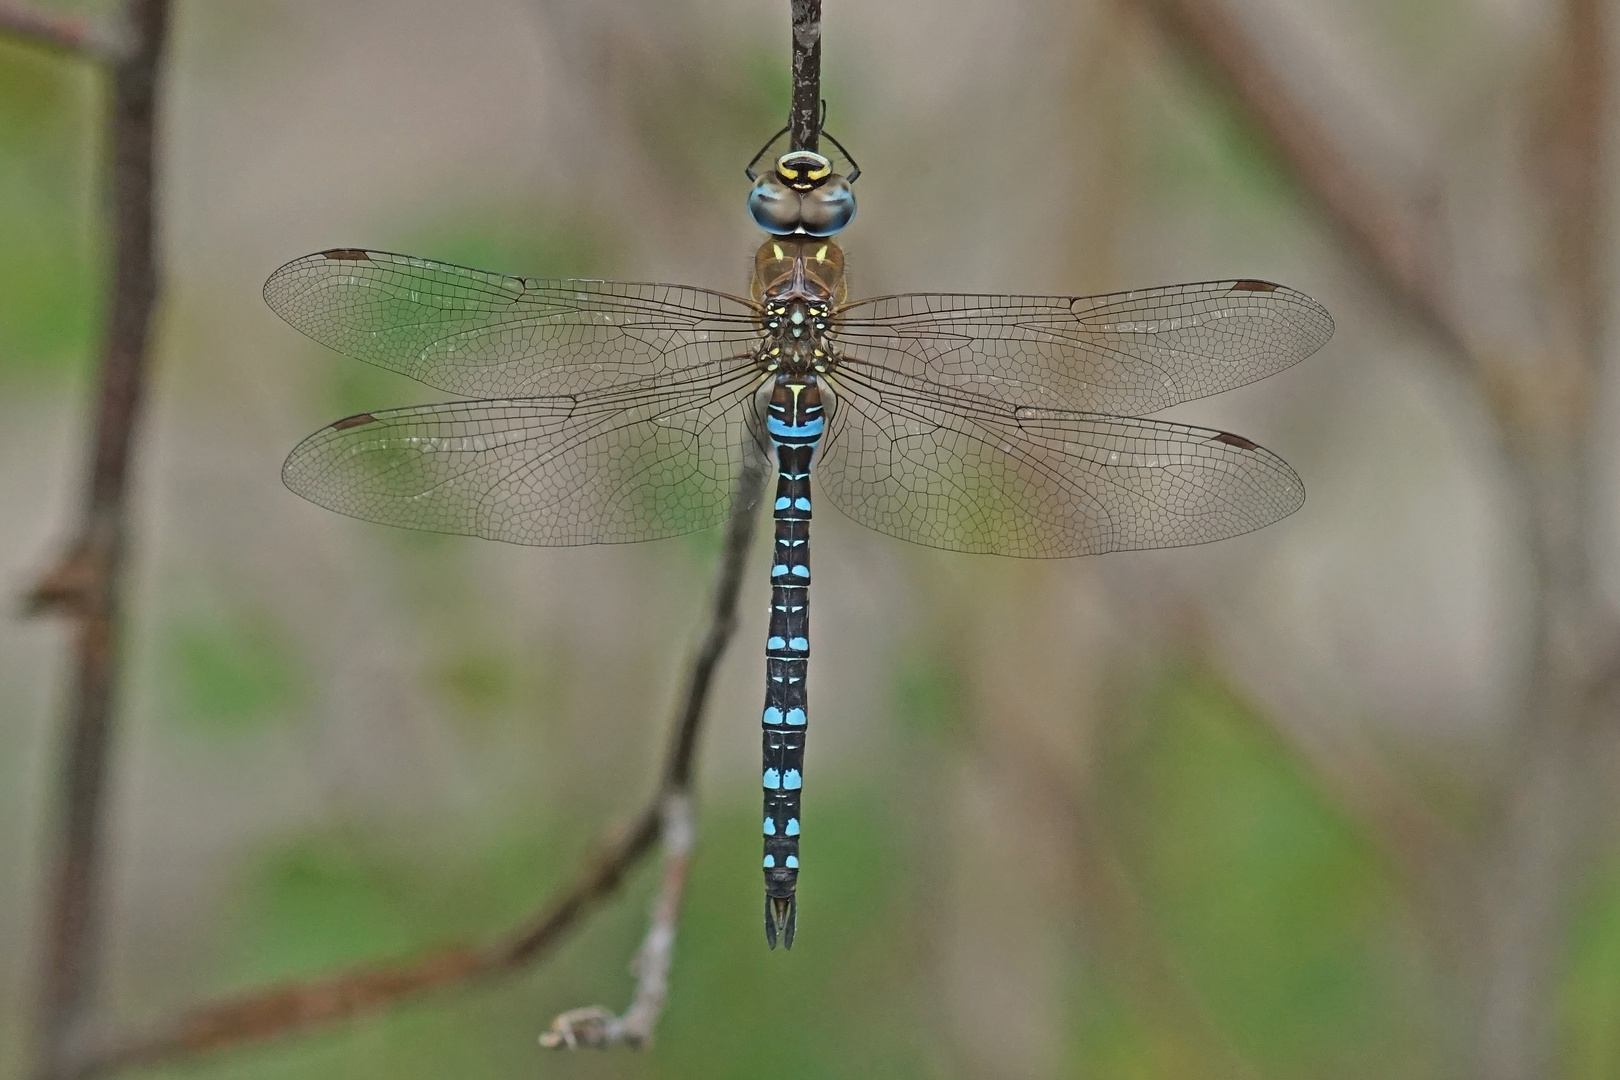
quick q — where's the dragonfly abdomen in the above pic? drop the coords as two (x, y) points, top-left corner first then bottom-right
(762, 376), (822, 949)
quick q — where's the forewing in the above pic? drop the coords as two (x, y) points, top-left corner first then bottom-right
(816, 367), (1303, 557)
(834, 280), (1332, 416)
(282, 367), (767, 546)
(264, 249), (763, 398)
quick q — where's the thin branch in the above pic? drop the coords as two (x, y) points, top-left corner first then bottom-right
(29, 2), (169, 1078)
(75, 813), (657, 1077)
(788, 0), (821, 151)
(0, 1), (128, 61)
(1132, 0), (1473, 367)
(66, 461), (768, 1079)
(539, 792), (695, 1050)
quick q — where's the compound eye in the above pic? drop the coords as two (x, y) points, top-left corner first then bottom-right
(796, 176), (855, 237)
(748, 174), (802, 235)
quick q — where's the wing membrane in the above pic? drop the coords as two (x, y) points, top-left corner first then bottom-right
(834, 280), (1332, 416)
(817, 365), (1303, 557)
(282, 367), (767, 546)
(265, 249), (764, 398)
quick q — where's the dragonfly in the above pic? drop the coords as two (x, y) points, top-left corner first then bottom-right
(266, 135), (1333, 950)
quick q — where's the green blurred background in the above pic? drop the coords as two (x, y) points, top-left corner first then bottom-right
(1, 0), (1613, 1077)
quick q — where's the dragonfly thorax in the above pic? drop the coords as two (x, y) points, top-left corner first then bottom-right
(753, 237), (844, 375)
(759, 297), (832, 374)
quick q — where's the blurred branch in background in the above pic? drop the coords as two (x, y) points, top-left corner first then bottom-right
(1133, 0), (1470, 365)
(1475, 3), (1609, 1079)
(67, 459), (766, 1077)
(4, 3), (171, 1080)
(0, 1), (128, 61)
(1130, 1), (1612, 1078)
(980, 726), (1263, 1080)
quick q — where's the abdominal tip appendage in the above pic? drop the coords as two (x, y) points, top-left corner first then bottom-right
(765, 893), (797, 949)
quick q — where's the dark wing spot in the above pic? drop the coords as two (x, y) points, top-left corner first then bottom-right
(1230, 279), (1278, 292)
(331, 412), (378, 430)
(1212, 431), (1259, 450)
(322, 249), (372, 261)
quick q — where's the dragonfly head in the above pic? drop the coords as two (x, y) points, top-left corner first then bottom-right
(774, 151), (834, 191)
(749, 151), (856, 238)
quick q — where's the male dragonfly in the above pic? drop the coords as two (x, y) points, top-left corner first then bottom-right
(266, 132), (1333, 950)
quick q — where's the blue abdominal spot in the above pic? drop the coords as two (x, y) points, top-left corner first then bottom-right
(768, 416), (825, 438)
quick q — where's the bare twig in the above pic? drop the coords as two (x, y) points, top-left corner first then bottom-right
(0, 1), (128, 61)
(788, 0), (821, 151)
(27, 3), (169, 1079)
(66, 461), (767, 1078)
(539, 792), (696, 1050)
(76, 814), (657, 1077)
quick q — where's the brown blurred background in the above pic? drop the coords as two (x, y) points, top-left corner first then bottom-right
(3, 0), (1617, 1077)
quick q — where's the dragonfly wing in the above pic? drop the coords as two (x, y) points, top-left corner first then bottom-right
(817, 367), (1303, 557)
(834, 280), (1332, 416)
(282, 366), (767, 546)
(265, 249), (764, 398)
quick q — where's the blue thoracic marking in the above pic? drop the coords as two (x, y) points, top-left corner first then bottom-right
(783, 769), (803, 790)
(764, 817), (775, 836)
(764, 768), (781, 789)
(764, 855), (775, 868)
(786, 818), (800, 836)
(786, 707), (806, 726)
(775, 496), (791, 510)
(785, 855), (799, 869)
(789, 637), (808, 651)
(764, 706), (783, 726)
